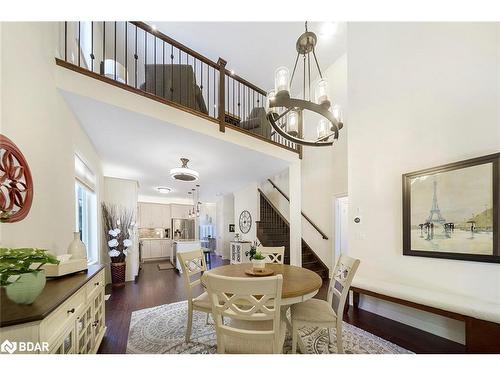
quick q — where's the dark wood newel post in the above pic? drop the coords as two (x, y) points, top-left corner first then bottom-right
(217, 57), (227, 133)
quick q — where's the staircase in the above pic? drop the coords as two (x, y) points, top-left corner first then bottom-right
(257, 189), (330, 279)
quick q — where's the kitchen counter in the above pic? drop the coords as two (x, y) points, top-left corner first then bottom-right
(140, 238), (171, 241)
(0, 264), (104, 327)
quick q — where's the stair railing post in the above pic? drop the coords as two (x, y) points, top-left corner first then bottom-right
(217, 57), (227, 133)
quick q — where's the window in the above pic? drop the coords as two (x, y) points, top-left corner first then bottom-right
(75, 155), (98, 264)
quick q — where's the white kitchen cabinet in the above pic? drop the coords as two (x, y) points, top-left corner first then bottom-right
(141, 240), (151, 259)
(141, 239), (171, 260)
(171, 204), (190, 219)
(161, 204), (171, 228)
(150, 240), (163, 258)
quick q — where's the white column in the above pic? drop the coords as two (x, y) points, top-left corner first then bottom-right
(289, 161), (302, 266)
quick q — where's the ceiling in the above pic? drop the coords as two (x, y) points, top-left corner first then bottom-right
(62, 91), (290, 203)
(150, 22), (347, 91)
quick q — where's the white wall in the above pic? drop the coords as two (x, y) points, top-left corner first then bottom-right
(0, 23), (103, 259)
(216, 194), (234, 259)
(102, 177), (139, 282)
(347, 22), (500, 343)
(233, 183), (259, 242)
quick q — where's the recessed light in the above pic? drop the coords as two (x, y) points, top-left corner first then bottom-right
(230, 69), (235, 76)
(157, 186), (172, 194)
(151, 24), (157, 31)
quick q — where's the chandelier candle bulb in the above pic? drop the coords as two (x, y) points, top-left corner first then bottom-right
(332, 104), (343, 124)
(266, 90), (278, 114)
(317, 118), (328, 138)
(275, 66), (290, 94)
(287, 110), (299, 136)
(315, 79), (330, 107)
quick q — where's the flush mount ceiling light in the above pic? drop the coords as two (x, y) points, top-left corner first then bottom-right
(156, 186), (172, 194)
(266, 21), (343, 147)
(170, 158), (199, 182)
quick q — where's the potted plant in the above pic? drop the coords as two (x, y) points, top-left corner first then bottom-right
(102, 203), (135, 287)
(251, 252), (266, 271)
(245, 240), (261, 261)
(0, 248), (59, 304)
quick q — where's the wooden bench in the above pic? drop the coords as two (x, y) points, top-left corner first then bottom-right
(350, 279), (500, 353)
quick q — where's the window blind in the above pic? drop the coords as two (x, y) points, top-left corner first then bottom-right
(75, 154), (96, 191)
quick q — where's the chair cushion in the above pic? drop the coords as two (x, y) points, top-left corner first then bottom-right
(291, 298), (337, 323)
(192, 291), (211, 310)
(352, 276), (500, 324)
(223, 318), (287, 354)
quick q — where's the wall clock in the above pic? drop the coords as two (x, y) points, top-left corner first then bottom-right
(239, 210), (252, 234)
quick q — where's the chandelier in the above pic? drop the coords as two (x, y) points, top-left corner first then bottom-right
(170, 158), (199, 181)
(266, 22), (343, 147)
(188, 185), (201, 219)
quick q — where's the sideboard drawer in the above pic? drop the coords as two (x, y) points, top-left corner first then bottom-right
(40, 287), (85, 343)
(86, 269), (105, 299)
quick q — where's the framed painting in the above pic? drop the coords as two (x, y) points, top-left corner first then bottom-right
(403, 153), (500, 263)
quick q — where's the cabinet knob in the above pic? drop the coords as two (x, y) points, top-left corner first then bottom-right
(67, 308), (75, 314)
(94, 281), (100, 286)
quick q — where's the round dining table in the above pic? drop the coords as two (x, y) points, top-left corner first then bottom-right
(203, 263), (322, 306)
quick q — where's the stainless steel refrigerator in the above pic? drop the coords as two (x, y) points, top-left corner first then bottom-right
(171, 218), (195, 240)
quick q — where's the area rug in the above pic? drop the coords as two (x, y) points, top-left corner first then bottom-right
(157, 262), (175, 270)
(126, 301), (412, 354)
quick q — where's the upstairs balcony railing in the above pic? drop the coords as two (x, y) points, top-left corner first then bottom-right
(56, 21), (299, 154)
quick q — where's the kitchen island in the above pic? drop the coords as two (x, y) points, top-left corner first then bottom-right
(173, 240), (202, 272)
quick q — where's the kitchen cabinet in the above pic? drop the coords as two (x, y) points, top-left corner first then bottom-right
(138, 203), (173, 228)
(141, 239), (172, 260)
(171, 204), (190, 219)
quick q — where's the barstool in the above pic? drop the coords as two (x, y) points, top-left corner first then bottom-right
(203, 249), (212, 269)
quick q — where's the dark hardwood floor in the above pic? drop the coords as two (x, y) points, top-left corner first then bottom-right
(98, 254), (465, 354)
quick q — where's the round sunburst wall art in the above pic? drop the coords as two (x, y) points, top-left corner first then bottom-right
(0, 134), (34, 223)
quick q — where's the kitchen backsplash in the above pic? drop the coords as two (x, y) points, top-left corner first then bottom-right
(139, 228), (165, 239)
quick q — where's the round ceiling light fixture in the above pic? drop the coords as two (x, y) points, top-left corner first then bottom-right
(156, 186), (172, 194)
(170, 158), (199, 182)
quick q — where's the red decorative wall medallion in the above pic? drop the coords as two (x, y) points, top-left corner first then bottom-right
(0, 135), (34, 223)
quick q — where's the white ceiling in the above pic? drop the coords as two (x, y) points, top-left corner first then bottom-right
(62, 91), (290, 203)
(150, 22), (347, 91)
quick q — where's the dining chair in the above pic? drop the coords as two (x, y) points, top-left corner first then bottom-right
(290, 255), (360, 353)
(205, 273), (286, 354)
(178, 249), (212, 343)
(258, 246), (285, 264)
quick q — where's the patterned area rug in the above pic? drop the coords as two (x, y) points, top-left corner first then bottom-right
(126, 301), (412, 354)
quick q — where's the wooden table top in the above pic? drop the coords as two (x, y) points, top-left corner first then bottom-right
(204, 263), (322, 299)
(0, 264), (104, 328)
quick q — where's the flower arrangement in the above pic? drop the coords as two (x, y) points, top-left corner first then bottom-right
(252, 251), (265, 261)
(245, 240), (261, 260)
(102, 203), (135, 263)
(0, 248), (59, 286)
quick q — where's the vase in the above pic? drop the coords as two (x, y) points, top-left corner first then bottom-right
(110, 262), (126, 287)
(5, 271), (46, 304)
(68, 231), (87, 260)
(252, 258), (266, 271)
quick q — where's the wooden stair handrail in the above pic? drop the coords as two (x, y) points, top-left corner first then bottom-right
(258, 189), (330, 275)
(266, 179), (329, 240)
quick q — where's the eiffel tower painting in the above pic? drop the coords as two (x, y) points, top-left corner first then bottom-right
(427, 179), (446, 224)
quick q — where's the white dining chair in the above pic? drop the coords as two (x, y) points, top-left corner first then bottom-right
(205, 273), (286, 354)
(258, 246), (285, 264)
(178, 249), (212, 343)
(290, 255), (360, 353)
